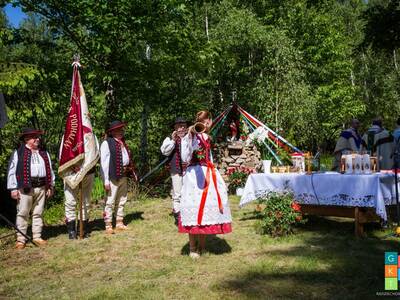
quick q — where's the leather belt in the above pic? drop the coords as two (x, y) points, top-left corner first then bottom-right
(31, 177), (46, 188)
(123, 166), (130, 177)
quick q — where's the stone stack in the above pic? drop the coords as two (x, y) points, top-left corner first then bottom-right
(212, 140), (262, 179)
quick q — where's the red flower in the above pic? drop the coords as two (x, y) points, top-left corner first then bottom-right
(291, 202), (301, 212)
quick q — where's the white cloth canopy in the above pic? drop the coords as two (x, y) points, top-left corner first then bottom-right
(240, 172), (398, 220)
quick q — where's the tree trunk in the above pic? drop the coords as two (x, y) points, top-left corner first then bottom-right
(275, 72), (279, 134)
(105, 81), (117, 122)
(205, 6), (209, 42)
(350, 69), (355, 86)
(140, 102), (149, 171)
(362, 52), (369, 101)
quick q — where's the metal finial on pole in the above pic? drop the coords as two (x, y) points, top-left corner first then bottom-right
(72, 54), (81, 68)
(73, 54), (80, 63)
(232, 90), (237, 103)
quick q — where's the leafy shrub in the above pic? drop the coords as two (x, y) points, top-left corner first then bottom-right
(226, 166), (255, 193)
(141, 167), (176, 198)
(43, 201), (65, 225)
(47, 177), (65, 205)
(254, 191), (306, 237)
(91, 176), (105, 203)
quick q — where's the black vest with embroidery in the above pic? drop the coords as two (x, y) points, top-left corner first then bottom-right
(106, 137), (128, 180)
(15, 145), (52, 189)
(166, 137), (184, 175)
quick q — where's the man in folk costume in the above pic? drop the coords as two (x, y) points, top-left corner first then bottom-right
(332, 119), (364, 171)
(179, 110), (232, 259)
(59, 60), (100, 240)
(59, 138), (99, 239)
(362, 118), (394, 171)
(7, 128), (55, 249)
(100, 121), (137, 234)
(64, 167), (96, 239)
(160, 117), (188, 223)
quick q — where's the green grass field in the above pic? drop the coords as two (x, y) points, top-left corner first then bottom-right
(1, 195), (399, 299)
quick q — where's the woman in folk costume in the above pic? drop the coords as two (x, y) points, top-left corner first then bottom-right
(179, 110), (232, 259)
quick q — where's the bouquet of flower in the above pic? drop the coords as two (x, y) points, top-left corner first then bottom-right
(246, 126), (269, 146)
(194, 147), (206, 160)
(226, 166), (255, 193)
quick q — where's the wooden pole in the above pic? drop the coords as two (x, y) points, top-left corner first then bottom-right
(79, 182), (84, 239)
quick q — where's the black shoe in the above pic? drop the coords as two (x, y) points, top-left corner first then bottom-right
(173, 212), (179, 227)
(67, 220), (77, 240)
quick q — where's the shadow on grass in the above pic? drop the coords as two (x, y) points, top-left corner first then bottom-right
(0, 180), (17, 227)
(124, 211), (144, 225)
(181, 235), (232, 255)
(42, 211), (144, 240)
(239, 211), (263, 221)
(218, 216), (400, 299)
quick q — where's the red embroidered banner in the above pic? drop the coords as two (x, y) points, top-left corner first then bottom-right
(58, 62), (99, 189)
(59, 64), (84, 167)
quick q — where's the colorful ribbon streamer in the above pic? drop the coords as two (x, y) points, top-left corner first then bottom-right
(197, 161), (224, 225)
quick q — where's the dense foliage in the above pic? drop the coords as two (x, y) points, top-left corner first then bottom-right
(226, 166), (255, 193)
(1, 0), (400, 183)
(255, 192), (305, 237)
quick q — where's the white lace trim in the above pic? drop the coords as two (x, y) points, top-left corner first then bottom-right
(181, 205), (232, 226)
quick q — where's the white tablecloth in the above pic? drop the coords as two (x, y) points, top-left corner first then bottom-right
(239, 172), (398, 220)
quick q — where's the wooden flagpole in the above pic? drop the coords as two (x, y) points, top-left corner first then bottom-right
(79, 182), (84, 239)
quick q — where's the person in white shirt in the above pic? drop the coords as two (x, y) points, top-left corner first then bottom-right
(332, 119), (364, 171)
(60, 135), (99, 239)
(7, 128), (55, 249)
(362, 118), (394, 171)
(100, 121), (136, 234)
(160, 117), (188, 224)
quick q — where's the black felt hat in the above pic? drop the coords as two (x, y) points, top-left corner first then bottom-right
(19, 128), (44, 140)
(172, 117), (189, 128)
(106, 120), (127, 133)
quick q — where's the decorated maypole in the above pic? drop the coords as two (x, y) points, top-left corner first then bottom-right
(210, 102), (303, 166)
(58, 56), (99, 239)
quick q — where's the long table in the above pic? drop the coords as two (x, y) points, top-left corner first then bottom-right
(239, 172), (398, 236)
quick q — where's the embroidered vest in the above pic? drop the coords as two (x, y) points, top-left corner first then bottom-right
(16, 145), (52, 189)
(107, 137), (134, 180)
(166, 137), (184, 175)
(190, 134), (211, 167)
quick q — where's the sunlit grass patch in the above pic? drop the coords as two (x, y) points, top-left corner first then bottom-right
(0, 195), (399, 299)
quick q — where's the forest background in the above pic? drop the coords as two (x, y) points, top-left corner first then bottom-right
(1, 0), (400, 200)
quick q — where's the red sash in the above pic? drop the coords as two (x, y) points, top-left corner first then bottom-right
(196, 134), (224, 225)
